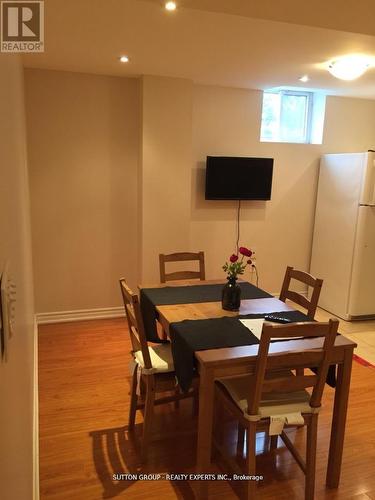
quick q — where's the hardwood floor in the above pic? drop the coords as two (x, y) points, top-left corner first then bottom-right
(38, 317), (375, 499)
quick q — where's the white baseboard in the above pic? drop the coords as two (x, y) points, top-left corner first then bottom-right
(35, 291), (308, 325)
(33, 316), (39, 500)
(36, 306), (124, 325)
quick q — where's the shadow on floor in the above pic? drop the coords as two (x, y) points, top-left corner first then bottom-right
(89, 423), (197, 499)
(90, 425), (140, 498)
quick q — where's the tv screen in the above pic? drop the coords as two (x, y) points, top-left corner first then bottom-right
(205, 156), (274, 200)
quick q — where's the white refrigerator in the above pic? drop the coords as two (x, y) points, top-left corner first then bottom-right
(310, 152), (375, 320)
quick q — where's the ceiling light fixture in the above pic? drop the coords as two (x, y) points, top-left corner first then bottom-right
(299, 75), (309, 83)
(165, 1), (177, 11)
(119, 55), (129, 63)
(327, 55), (372, 80)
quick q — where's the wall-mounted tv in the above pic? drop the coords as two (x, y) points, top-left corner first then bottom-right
(205, 156), (274, 200)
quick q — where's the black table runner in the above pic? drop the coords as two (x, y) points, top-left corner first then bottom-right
(140, 282), (272, 343)
(169, 310), (336, 392)
(170, 316), (260, 393)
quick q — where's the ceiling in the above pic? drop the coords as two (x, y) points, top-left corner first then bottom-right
(145, 0), (375, 37)
(23, 0), (375, 98)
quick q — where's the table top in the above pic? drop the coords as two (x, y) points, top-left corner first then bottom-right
(195, 333), (356, 365)
(139, 278), (356, 362)
(157, 297), (294, 324)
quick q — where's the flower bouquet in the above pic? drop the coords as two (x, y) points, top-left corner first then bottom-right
(222, 246), (255, 311)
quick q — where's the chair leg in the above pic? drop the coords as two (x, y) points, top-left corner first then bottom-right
(128, 364), (138, 429)
(174, 386), (180, 409)
(192, 389), (199, 417)
(237, 424), (245, 458)
(296, 368), (304, 376)
(212, 390), (222, 447)
(270, 435), (278, 451)
(305, 415), (318, 500)
(141, 376), (155, 462)
(139, 376), (146, 399)
(156, 320), (168, 341)
(246, 422), (257, 500)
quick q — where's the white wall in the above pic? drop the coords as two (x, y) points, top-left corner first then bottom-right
(25, 69), (140, 313)
(25, 71), (375, 313)
(140, 76), (193, 283)
(323, 95), (375, 152)
(0, 56), (35, 500)
(191, 85), (375, 293)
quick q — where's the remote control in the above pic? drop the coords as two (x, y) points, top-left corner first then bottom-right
(263, 314), (292, 324)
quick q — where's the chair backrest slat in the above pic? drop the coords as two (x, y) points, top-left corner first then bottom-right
(130, 324), (141, 346)
(161, 270), (202, 282)
(119, 278), (152, 369)
(279, 266), (323, 320)
(159, 251), (205, 283)
(284, 290), (312, 312)
(262, 374), (318, 393)
(247, 319), (339, 416)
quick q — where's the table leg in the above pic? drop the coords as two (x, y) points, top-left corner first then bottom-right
(326, 348), (354, 488)
(195, 365), (215, 499)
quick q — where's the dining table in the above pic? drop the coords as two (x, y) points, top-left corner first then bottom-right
(138, 279), (357, 499)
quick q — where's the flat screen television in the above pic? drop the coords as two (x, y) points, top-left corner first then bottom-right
(205, 156), (274, 200)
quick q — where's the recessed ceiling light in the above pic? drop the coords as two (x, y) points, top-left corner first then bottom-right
(299, 75), (309, 83)
(119, 55), (129, 63)
(165, 1), (177, 11)
(327, 55), (373, 80)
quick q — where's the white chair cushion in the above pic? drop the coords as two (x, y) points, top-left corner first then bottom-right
(134, 344), (174, 373)
(218, 372), (313, 419)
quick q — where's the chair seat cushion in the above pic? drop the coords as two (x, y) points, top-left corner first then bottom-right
(217, 371), (313, 419)
(134, 344), (175, 373)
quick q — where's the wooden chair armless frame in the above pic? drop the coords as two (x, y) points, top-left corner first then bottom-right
(159, 251), (205, 283)
(279, 266), (323, 320)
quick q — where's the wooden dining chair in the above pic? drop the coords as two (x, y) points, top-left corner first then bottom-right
(279, 266), (323, 320)
(214, 319), (339, 500)
(159, 251), (205, 283)
(119, 278), (197, 461)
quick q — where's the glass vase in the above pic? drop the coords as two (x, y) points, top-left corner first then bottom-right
(222, 277), (241, 311)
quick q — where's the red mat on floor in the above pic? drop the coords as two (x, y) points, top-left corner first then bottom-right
(353, 354), (375, 368)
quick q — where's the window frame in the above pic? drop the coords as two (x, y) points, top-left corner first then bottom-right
(261, 89), (314, 144)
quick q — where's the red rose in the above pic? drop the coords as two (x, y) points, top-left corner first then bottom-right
(239, 247), (252, 257)
(229, 254), (238, 263)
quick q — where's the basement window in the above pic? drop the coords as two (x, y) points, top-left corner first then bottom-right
(260, 89), (325, 144)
